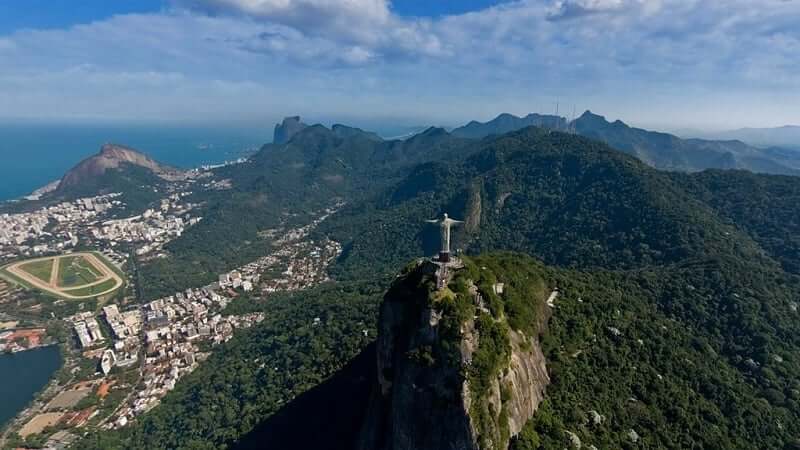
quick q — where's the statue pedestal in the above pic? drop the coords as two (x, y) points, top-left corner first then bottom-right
(430, 254), (463, 290)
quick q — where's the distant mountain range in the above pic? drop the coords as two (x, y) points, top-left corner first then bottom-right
(450, 111), (800, 175)
(239, 121), (468, 207)
(30, 106), (798, 450)
(81, 120), (800, 449)
(451, 113), (566, 139)
(696, 125), (800, 150)
(33, 113), (800, 216)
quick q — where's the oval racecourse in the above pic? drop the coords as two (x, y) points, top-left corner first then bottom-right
(1, 252), (124, 299)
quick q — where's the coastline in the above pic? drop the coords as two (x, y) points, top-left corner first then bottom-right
(0, 122), (267, 204)
(0, 127), (262, 445)
(1, 156), (250, 208)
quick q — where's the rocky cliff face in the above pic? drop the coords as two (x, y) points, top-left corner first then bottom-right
(57, 143), (176, 191)
(464, 180), (483, 235)
(273, 116), (309, 144)
(358, 257), (550, 450)
(482, 329), (549, 440)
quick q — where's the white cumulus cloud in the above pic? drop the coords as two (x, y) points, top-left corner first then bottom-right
(547, 0), (662, 19)
(0, 0), (799, 128)
(179, 0), (392, 44)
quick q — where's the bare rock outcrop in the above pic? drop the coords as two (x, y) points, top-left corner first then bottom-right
(358, 258), (550, 450)
(495, 330), (549, 437)
(57, 143), (177, 191)
(464, 179), (483, 235)
(273, 116), (308, 144)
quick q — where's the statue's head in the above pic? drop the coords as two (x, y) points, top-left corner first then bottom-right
(443, 213), (449, 219)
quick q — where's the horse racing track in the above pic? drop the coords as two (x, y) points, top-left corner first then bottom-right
(0, 252), (124, 299)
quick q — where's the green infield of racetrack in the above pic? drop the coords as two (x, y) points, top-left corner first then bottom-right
(17, 258), (55, 284)
(0, 252), (126, 299)
(61, 277), (120, 298)
(58, 255), (103, 288)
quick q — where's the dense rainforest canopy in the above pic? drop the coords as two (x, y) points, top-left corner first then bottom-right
(75, 125), (800, 449)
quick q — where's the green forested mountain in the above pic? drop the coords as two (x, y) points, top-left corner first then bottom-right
(138, 124), (473, 299)
(53, 163), (167, 214)
(138, 117), (797, 299)
(452, 113), (567, 139)
(320, 126), (764, 276)
(514, 260), (800, 449)
(675, 169), (800, 275)
(79, 283), (381, 450)
(450, 110), (800, 175)
(234, 123), (471, 201)
(78, 124), (800, 449)
(571, 111), (800, 175)
(319, 127), (800, 447)
(1, 144), (176, 216)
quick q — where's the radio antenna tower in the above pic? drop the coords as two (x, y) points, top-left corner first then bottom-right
(554, 102), (562, 133)
(570, 105), (577, 134)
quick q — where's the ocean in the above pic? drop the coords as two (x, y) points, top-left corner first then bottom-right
(0, 345), (63, 429)
(0, 122), (272, 202)
(0, 122), (270, 428)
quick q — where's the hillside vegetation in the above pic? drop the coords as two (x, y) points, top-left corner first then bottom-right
(450, 110), (800, 175)
(80, 126), (800, 448)
(137, 124), (473, 299)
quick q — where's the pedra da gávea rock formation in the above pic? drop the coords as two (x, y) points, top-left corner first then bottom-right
(357, 255), (551, 450)
(273, 116), (309, 145)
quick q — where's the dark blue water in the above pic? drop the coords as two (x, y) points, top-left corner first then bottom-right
(0, 345), (63, 428)
(0, 122), (271, 201)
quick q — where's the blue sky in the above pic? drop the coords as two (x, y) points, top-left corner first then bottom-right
(0, 1), (508, 32)
(0, 0), (798, 130)
(0, 1), (165, 33)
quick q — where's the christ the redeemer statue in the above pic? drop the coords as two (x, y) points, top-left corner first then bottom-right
(426, 213), (463, 263)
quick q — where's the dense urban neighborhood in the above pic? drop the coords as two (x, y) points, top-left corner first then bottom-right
(0, 189), (204, 264)
(0, 168), (343, 449)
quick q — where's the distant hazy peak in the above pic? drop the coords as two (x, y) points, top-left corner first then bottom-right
(331, 123), (383, 141)
(273, 116), (308, 144)
(452, 112), (567, 139)
(495, 112), (519, 120)
(700, 124), (800, 150)
(418, 126), (449, 136)
(574, 110), (608, 123)
(569, 110), (800, 174)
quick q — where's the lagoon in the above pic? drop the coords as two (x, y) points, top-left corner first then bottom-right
(0, 345), (62, 429)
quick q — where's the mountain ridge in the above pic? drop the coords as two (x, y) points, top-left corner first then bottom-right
(450, 110), (800, 175)
(572, 110), (800, 175)
(76, 123), (800, 449)
(452, 113), (567, 139)
(699, 125), (800, 150)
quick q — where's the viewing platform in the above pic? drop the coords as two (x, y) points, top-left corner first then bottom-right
(431, 252), (463, 290)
